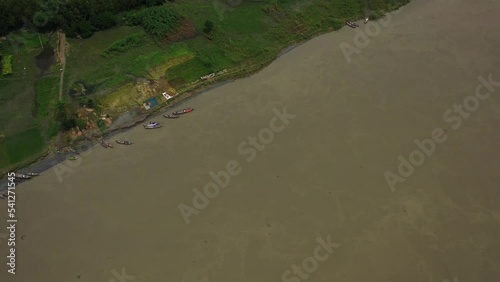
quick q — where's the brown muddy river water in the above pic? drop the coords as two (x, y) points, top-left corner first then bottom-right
(1, 0), (500, 281)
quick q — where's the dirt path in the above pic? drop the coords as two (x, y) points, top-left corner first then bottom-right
(56, 30), (67, 100)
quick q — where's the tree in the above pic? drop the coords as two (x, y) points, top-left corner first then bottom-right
(61, 118), (77, 131)
(90, 12), (116, 30)
(203, 20), (214, 33)
(65, 20), (94, 38)
(86, 98), (95, 108)
(76, 118), (87, 130)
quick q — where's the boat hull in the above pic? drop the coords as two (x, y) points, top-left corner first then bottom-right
(14, 173), (31, 179)
(163, 114), (179, 119)
(144, 122), (161, 129)
(173, 108), (194, 115)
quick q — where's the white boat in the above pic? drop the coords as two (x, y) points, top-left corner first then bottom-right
(14, 173), (31, 180)
(144, 122), (162, 129)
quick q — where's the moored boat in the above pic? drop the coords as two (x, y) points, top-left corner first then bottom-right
(364, 17), (369, 24)
(163, 114), (180, 119)
(68, 156), (78, 161)
(15, 173), (31, 179)
(26, 172), (39, 177)
(144, 122), (162, 129)
(100, 140), (114, 148)
(346, 21), (358, 28)
(116, 140), (133, 145)
(173, 108), (194, 115)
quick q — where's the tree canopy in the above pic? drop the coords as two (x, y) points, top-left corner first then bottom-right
(0, 0), (165, 37)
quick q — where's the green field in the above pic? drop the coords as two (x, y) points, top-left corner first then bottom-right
(0, 127), (45, 170)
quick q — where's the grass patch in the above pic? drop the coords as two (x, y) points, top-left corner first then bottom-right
(97, 82), (155, 114)
(0, 127), (45, 170)
(36, 76), (59, 120)
(1, 55), (13, 75)
(65, 26), (195, 93)
(103, 32), (146, 57)
(0, 30), (56, 136)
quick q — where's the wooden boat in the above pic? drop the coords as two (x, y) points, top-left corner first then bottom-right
(68, 156), (78, 161)
(116, 140), (133, 145)
(14, 173), (31, 179)
(163, 114), (180, 119)
(173, 108), (194, 115)
(100, 140), (113, 148)
(364, 17), (369, 24)
(144, 122), (162, 129)
(346, 21), (358, 28)
(26, 172), (39, 177)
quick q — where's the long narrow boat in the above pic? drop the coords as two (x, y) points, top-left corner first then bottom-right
(173, 108), (194, 115)
(68, 156), (78, 161)
(346, 21), (358, 28)
(14, 173), (31, 180)
(163, 114), (180, 119)
(116, 140), (133, 145)
(26, 172), (39, 177)
(100, 140), (114, 148)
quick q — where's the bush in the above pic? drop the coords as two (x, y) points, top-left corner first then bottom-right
(203, 20), (214, 33)
(76, 118), (87, 130)
(128, 6), (182, 39)
(66, 20), (94, 39)
(1, 55), (13, 76)
(86, 98), (95, 108)
(56, 101), (77, 132)
(331, 19), (343, 30)
(47, 122), (60, 137)
(90, 12), (117, 30)
(103, 33), (146, 57)
(97, 119), (107, 132)
(61, 118), (76, 131)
